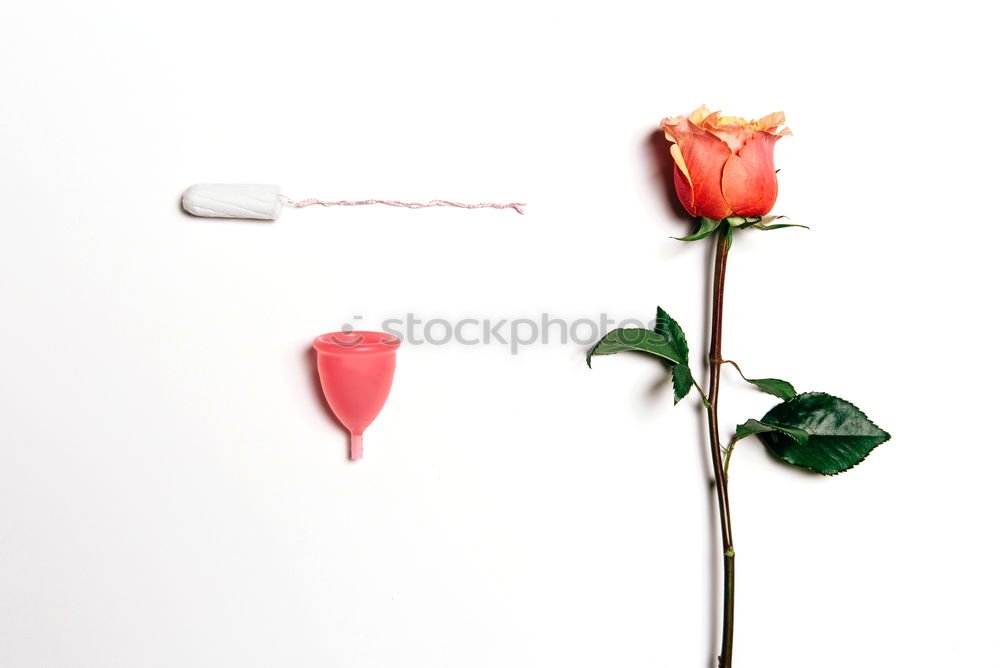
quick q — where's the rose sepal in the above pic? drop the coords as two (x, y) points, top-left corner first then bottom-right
(673, 217), (723, 242)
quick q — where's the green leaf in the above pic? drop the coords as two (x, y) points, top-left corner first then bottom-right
(734, 418), (809, 447)
(674, 217), (722, 241)
(653, 307), (689, 364)
(745, 377), (797, 401)
(724, 360), (795, 400)
(653, 307), (692, 403)
(735, 418), (775, 438)
(672, 363), (693, 404)
(586, 328), (684, 368)
(742, 393), (891, 475)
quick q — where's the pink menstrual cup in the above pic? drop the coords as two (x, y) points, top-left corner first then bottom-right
(313, 331), (400, 460)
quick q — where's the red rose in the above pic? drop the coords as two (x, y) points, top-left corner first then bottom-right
(660, 106), (790, 220)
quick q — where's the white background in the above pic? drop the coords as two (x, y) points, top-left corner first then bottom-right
(1, 1), (996, 666)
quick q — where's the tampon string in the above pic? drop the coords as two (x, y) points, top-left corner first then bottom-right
(280, 195), (526, 215)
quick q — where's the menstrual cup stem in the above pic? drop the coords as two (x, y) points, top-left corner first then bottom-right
(350, 433), (363, 460)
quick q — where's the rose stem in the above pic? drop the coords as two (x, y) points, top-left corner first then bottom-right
(707, 224), (736, 668)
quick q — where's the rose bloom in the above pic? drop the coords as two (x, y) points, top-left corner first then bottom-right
(660, 106), (791, 220)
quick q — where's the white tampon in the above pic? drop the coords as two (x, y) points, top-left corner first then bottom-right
(182, 184), (283, 220)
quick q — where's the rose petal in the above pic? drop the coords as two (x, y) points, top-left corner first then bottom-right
(661, 116), (734, 219)
(669, 144), (697, 216)
(688, 105), (712, 127)
(705, 122), (756, 153)
(696, 110), (757, 154)
(753, 111), (786, 133)
(703, 112), (749, 130)
(721, 130), (783, 216)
